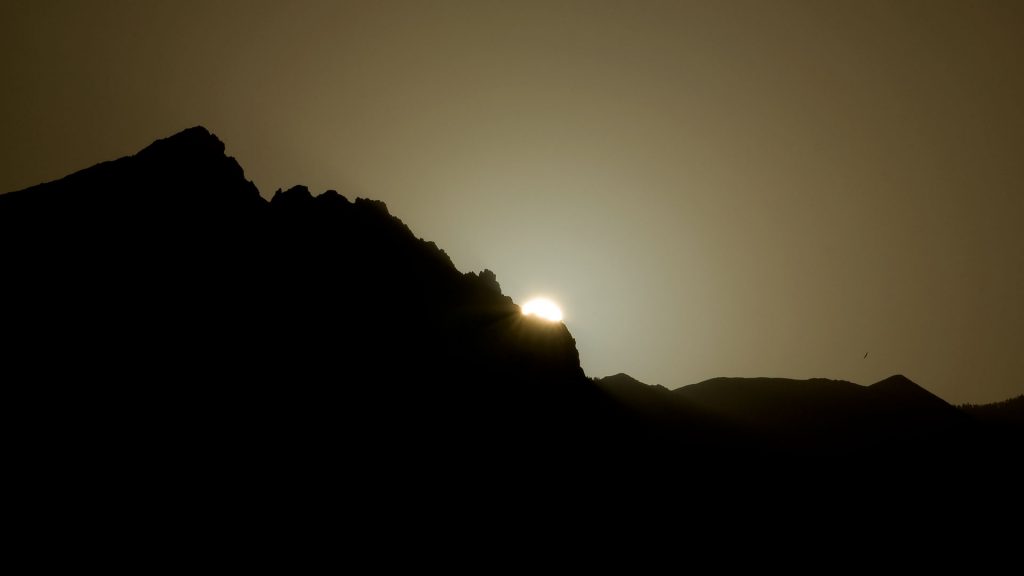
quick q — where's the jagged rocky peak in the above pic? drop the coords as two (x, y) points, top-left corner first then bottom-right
(0, 125), (263, 214)
(135, 125), (224, 159)
(271, 185), (315, 206)
(468, 269), (503, 295)
(317, 189), (351, 206)
(133, 126), (259, 197)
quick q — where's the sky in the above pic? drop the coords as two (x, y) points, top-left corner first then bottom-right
(3, 0), (1022, 403)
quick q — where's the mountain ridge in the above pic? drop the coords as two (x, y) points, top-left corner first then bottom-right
(4, 127), (1021, 514)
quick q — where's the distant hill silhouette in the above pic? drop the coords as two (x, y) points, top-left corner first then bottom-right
(676, 375), (975, 458)
(4, 127), (1021, 527)
(597, 372), (1019, 471)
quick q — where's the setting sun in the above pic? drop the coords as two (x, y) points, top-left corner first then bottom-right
(521, 297), (563, 322)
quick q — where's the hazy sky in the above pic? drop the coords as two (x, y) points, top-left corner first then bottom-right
(3, 0), (1022, 403)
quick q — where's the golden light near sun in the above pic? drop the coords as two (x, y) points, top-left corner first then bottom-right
(521, 297), (564, 322)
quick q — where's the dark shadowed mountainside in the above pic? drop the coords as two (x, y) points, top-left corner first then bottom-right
(1, 127), (628, 512)
(4, 127), (1021, 538)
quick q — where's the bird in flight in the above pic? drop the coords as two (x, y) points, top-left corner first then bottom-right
(863, 352), (869, 359)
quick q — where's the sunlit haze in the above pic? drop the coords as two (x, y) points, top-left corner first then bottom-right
(3, 1), (1022, 403)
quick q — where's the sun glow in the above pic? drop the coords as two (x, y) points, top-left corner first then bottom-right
(521, 297), (564, 322)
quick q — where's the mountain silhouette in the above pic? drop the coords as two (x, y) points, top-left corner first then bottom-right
(4, 127), (1021, 527)
(1, 127), (627, 510)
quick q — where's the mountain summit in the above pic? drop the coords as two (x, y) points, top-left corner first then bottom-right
(1, 126), (262, 214)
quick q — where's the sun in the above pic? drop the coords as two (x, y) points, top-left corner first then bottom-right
(521, 297), (564, 322)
